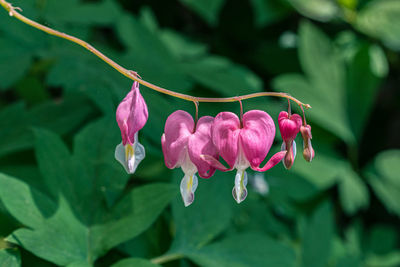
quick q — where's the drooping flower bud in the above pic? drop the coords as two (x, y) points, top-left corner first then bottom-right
(161, 110), (218, 207)
(115, 82), (148, 174)
(278, 111), (302, 169)
(300, 124), (315, 162)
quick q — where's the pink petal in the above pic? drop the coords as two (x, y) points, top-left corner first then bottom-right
(161, 110), (194, 169)
(240, 110), (275, 168)
(212, 112), (240, 169)
(252, 151), (287, 172)
(278, 111), (302, 143)
(188, 116), (219, 178)
(116, 82), (148, 145)
(200, 155), (232, 172)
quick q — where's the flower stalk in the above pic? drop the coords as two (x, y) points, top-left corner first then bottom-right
(0, 0), (311, 108)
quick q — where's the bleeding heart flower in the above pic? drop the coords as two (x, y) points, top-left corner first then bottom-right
(278, 111), (302, 169)
(300, 124), (315, 162)
(202, 110), (286, 204)
(161, 110), (218, 207)
(115, 81), (148, 174)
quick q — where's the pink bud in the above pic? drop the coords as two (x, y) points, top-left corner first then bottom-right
(300, 124), (315, 162)
(278, 111), (302, 142)
(116, 82), (148, 145)
(115, 82), (148, 174)
(278, 111), (302, 169)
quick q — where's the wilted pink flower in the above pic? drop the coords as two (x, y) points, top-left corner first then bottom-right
(162, 110), (218, 207)
(278, 111), (302, 169)
(115, 81), (148, 174)
(300, 124), (315, 162)
(202, 110), (286, 203)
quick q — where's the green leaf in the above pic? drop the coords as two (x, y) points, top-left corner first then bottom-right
(366, 150), (400, 217)
(346, 44), (383, 139)
(301, 201), (334, 267)
(374, 150), (400, 186)
(73, 117), (129, 207)
(90, 183), (177, 257)
(182, 56), (263, 96)
(273, 21), (354, 143)
(0, 38), (32, 90)
(160, 30), (208, 59)
(187, 233), (296, 267)
(356, 0), (400, 50)
(169, 171), (234, 252)
(42, 0), (121, 26)
(367, 225), (398, 255)
(111, 258), (161, 267)
(34, 128), (82, 207)
(250, 0), (291, 27)
(365, 252), (400, 267)
(291, 151), (343, 189)
(0, 248), (20, 267)
(288, 0), (338, 22)
(178, 0), (226, 26)
(338, 165), (369, 215)
(0, 172), (177, 265)
(116, 14), (192, 91)
(0, 95), (94, 157)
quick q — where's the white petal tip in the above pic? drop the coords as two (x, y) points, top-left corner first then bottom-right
(182, 193), (195, 207)
(180, 174), (198, 207)
(232, 187), (247, 204)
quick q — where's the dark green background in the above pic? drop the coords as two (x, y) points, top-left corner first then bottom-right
(0, 0), (399, 266)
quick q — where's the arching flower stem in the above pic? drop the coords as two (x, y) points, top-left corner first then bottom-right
(0, 0), (312, 109)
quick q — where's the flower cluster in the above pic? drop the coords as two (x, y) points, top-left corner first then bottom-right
(115, 82), (314, 207)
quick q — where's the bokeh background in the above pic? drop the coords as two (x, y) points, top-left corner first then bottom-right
(1, 0), (400, 266)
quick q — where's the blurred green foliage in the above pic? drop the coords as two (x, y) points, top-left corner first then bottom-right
(0, 0), (399, 266)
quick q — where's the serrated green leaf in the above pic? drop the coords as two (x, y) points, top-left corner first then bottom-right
(0, 172), (177, 265)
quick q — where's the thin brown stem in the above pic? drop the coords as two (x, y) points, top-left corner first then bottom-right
(193, 100), (199, 128)
(0, 0), (311, 109)
(300, 104), (307, 125)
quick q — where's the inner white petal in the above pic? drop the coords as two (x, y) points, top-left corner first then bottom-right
(180, 150), (197, 176)
(235, 140), (250, 170)
(292, 140), (297, 159)
(180, 173), (198, 207)
(115, 142), (128, 172)
(114, 133), (146, 174)
(232, 169), (248, 204)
